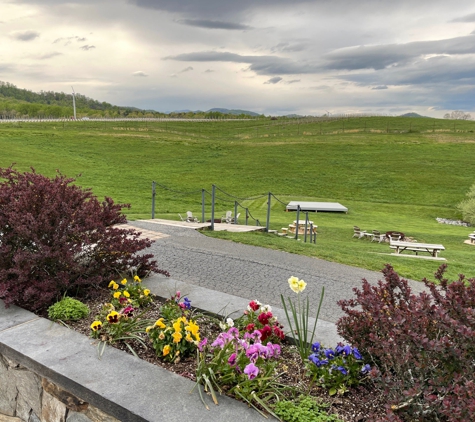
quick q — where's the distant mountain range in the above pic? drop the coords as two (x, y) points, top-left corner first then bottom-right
(169, 108), (261, 116)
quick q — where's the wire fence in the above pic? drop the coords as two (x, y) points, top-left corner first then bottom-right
(151, 182), (317, 243)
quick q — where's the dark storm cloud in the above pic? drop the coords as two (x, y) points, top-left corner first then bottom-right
(164, 51), (320, 75)
(11, 30), (40, 41)
(323, 34), (475, 70)
(264, 76), (282, 84)
(177, 19), (252, 30)
(129, 0), (309, 17)
(450, 12), (475, 22)
(342, 55), (475, 86)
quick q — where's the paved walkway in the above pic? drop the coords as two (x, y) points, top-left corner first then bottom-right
(127, 220), (427, 324)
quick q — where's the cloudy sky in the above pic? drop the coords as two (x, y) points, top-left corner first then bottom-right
(1, 0), (475, 116)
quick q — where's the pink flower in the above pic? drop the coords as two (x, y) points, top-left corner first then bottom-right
(246, 323), (255, 332)
(258, 325), (272, 341)
(248, 301), (260, 311)
(228, 353), (237, 366)
(244, 363), (259, 380)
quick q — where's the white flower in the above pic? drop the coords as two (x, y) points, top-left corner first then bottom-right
(226, 318), (234, 327)
(219, 321), (227, 330)
(260, 304), (272, 313)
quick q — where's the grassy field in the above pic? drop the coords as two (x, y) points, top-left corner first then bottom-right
(1, 116), (475, 282)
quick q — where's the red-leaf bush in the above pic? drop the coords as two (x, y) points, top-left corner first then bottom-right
(0, 167), (168, 311)
(337, 264), (475, 421)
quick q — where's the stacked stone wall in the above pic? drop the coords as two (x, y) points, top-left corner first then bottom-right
(0, 354), (118, 422)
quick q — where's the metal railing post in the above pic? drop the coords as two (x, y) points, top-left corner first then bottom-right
(234, 201), (238, 224)
(304, 212), (308, 243)
(201, 189), (205, 224)
(151, 181), (156, 219)
(211, 185), (215, 231)
(266, 192), (271, 232)
(295, 205), (300, 240)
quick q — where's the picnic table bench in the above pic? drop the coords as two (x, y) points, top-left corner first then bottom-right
(390, 240), (445, 258)
(468, 233), (475, 244)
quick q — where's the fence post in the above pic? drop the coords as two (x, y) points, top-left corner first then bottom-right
(211, 184), (215, 231)
(245, 208), (249, 225)
(304, 212), (308, 243)
(266, 192), (271, 232)
(201, 189), (205, 224)
(234, 201), (238, 224)
(295, 206), (300, 240)
(151, 181), (156, 219)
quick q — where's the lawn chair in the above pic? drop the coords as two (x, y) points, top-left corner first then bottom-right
(353, 226), (366, 239)
(221, 211), (232, 223)
(186, 211), (199, 223)
(371, 230), (386, 243)
(230, 212), (241, 224)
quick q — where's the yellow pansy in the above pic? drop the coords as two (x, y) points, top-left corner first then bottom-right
(143, 289), (150, 296)
(106, 311), (119, 324)
(163, 345), (171, 356)
(113, 291), (121, 299)
(108, 280), (115, 288)
(112, 283), (119, 290)
(121, 278), (127, 285)
(194, 332), (201, 342)
(134, 275), (141, 282)
(155, 318), (166, 329)
(123, 291), (130, 298)
(185, 333), (193, 342)
(145, 326), (153, 333)
(172, 331), (182, 343)
(185, 320), (200, 337)
(159, 331), (165, 340)
(90, 321), (102, 331)
(173, 319), (183, 333)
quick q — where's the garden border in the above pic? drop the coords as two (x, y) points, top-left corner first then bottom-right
(0, 275), (341, 422)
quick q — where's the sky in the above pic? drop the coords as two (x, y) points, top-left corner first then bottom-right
(1, 0), (475, 117)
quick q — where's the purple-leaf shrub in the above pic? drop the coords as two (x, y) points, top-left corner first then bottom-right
(336, 264), (475, 421)
(0, 167), (168, 311)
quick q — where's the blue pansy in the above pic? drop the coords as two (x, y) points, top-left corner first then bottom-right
(311, 342), (320, 353)
(353, 347), (362, 360)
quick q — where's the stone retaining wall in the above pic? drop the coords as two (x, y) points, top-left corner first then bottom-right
(0, 353), (118, 422)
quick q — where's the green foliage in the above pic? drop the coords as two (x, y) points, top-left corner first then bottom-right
(281, 277), (324, 361)
(47, 297), (90, 321)
(2, 117), (475, 281)
(273, 395), (343, 422)
(457, 181), (475, 224)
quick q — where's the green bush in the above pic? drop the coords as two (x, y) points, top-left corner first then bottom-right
(457, 181), (475, 224)
(273, 395), (343, 422)
(47, 297), (90, 321)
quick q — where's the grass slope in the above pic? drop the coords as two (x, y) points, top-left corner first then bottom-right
(1, 117), (474, 282)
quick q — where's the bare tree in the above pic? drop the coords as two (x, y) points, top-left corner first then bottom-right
(445, 110), (472, 120)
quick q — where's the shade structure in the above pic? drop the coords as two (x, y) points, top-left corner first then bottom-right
(286, 201), (348, 213)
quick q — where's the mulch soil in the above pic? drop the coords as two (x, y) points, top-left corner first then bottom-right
(39, 288), (386, 422)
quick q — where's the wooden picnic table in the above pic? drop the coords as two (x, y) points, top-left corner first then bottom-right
(390, 240), (445, 258)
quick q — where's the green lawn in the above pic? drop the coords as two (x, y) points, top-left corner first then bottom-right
(1, 117), (474, 282)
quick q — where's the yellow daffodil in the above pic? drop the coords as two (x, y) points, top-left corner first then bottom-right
(288, 276), (302, 293)
(173, 319), (183, 333)
(113, 291), (121, 299)
(123, 290), (130, 298)
(143, 289), (150, 296)
(134, 275), (141, 282)
(155, 318), (166, 329)
(163, 345), (171, 356)
(185, 320), (200, 337)
(185, 333), (193, 342)
(90, 321), (102, 331)
(121, 278), (127, 285)
(172, 331), (182, 343)
(145, 326), (153, 333)
(194, 332), (201, 342)
(298, 279), (307, 292)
